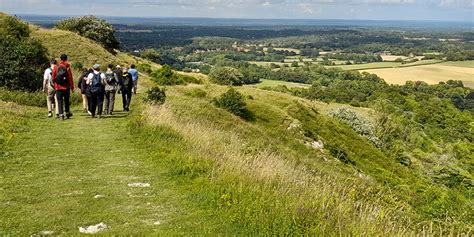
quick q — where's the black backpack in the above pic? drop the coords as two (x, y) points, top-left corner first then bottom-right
(122, 73), (132, 89)
(55, 66), (68, 85)
(90, 73), (102, 94)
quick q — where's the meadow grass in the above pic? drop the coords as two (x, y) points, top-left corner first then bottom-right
(140, 84), (472, 235)
(0, 98), (236, 235)
(441, 60), (474, 68)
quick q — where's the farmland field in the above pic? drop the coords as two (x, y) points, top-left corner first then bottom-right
(328, 62), (402, 70)
(363, 61), (474, 87)
(251, 79), (311, 88)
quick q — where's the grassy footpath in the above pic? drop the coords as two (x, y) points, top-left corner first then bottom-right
(0, 97), (229, 235)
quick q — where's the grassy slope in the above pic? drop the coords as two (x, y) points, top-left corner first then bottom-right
(1, 20), (471, 235)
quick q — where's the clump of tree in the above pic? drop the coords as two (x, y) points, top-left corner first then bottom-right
(55, 15), (119, 52)
(151, 65), (200, 85)
(0, 14), (48, 91)
(209, 67), (245, 86)
(213, 88), (254, 120)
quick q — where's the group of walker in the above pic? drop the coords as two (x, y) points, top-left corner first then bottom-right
(43, 54), (139, 119)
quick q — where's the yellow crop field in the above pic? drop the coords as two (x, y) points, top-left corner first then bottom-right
(363, 62), (474, 88)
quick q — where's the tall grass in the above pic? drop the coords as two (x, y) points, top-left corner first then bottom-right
(0, 88), (81, 107)
(132, 87), (412, 235)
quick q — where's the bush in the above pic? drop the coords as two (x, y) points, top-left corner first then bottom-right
(145, 87), (166, 105)
(55, 15), (119, 52)
(0, 15), (49, 91)
(330, 108), (380, 146)
(213, 88), (254, 120)
(71, 61), (84, 71)
(151, 65), (200, 85)
(137, 63), (152, 74)
(185, 88), (207, 98)
(209, 67), (244, 86)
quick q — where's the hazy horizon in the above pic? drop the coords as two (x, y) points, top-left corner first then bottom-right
(1, 0), (473, 22)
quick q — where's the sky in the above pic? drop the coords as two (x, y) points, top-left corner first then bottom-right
(1, 0), (473, 22)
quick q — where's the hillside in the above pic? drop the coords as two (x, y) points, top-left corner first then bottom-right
(1, 15), (472, 235)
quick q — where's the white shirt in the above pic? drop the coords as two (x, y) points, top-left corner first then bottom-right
(43, 67), (53, 89)
(86, 70), (106, 85)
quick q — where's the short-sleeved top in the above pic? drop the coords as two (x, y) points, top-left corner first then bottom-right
(128, 68), (139, 81)
(43, 67), (54, 89)
(87, 71), (106, 84)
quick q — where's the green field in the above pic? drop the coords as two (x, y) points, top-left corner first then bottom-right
(251, 79), (311, 88)
(327, 62), (402, 70)
(441, 60), (474, 68)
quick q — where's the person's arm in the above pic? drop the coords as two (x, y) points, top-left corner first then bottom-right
(43, 70), (49, 92)
(101, 73), (107, 85)
(86, 73), (93, 85)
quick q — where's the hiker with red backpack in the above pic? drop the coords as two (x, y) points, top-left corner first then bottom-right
(52, 54), (74, 120)
(86, 64), (106, 118)
(43, 59), (59, 118)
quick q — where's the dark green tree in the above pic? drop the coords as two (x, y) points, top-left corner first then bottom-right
(55, 15), (119, 52)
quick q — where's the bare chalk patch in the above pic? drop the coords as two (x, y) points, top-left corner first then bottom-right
(128, 182), (150, 188)
(94, 194), (106, 199)
(79, 223), (108, 234)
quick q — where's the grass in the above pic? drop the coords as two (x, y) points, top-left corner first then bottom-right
(441, 60), (474, 68)
(0, 98), (234, 235)
(142, 84), (471, 235)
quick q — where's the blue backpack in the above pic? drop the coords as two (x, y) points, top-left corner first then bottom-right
(90, 73), (102, 94)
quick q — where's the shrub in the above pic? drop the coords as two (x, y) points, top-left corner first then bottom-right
(137, 63), (152, 74)
(213, 88), (254, 120)
(208, 67), (244, 86)
(185, 88), (207, 98)
(0, 15), (49, 91)
(71, 61), (84, 71)
(55, 15), (119, 52)
(151, 65), (200, 85)
(330, 108), (380, 146)
(145, 86), (166, 105)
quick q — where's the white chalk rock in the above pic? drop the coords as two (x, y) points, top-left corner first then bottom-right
(79, 222), (107, 234)
(128, 182), (150, 188)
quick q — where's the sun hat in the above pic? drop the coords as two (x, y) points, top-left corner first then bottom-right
(92, 64), (100, 70)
